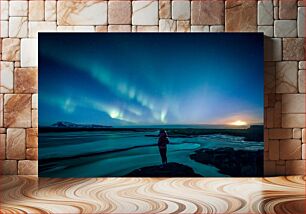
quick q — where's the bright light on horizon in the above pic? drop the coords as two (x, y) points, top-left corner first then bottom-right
(229, 120), (247, 126)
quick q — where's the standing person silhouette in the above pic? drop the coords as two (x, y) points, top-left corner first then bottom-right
(158, 129), (169, 168)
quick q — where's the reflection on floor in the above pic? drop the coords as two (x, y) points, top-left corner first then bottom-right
(0, 176), (305, 214)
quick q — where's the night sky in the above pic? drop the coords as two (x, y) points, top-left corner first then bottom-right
(39, 33), (263, 127)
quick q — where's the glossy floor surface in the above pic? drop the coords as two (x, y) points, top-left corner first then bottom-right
(0, 176), (305, 214)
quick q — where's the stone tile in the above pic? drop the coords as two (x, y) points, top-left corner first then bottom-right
(275, 164), (286, 175)
(274, 100), (282, 128)
(264, 160), (276, 176)
(298, 7), (305, 37)
(108, 1), (131, 24)
(192, 0), (224, 25)
(258, 0), (273, 25)
(95, 26), (108, 32)
(286, 160), (305, 175)
(136, 26), (159, 32)
(108, 25), (131, 32)
(0, 160), (17, 175)
(274, 6), (279, 20)
(159, 19), (176, 32)
(264, 62), (275, 94)
(9, 1), (28, 17)
(132, 1), (158, 25)
(26, 128), (38, 148)
(14, 68), (38, 93)
(20, 38), (38, 67)
(57, 0), (107, 25)
(276, 61), (298, 93)
(283, 38), (305, 61)
(298, 70), (305, 93)
(32, 94), (38, 109)
(293, 128), (302, 139)
(6, 128), (26, 159)
(282, 114), (305, 128)
(191, 25), (209, 32)
(18, 160), (38, 175)
(264, 38), (282, 62)
(0, 61), (14, 93)
(279, 0), (297, 19)
(4, 94), (31, 128)
(274, 20), (297, 37)
(303, 129), (306, 143)
(298, 0), (305, 6)
(57, 26), (95, 32)
(0, 21), (8, 37)
(177, 21), (190, 32)
(159, 1), (171, 19)
(0, 134), (5, 159)
(0, 1), (9, 20)
(269, 140), (279, 160)
(269, 128), (292, 139)
(9, 17), (28, 38)
(282, 94), (305, 113)
(2, 38), (20, 61)
(258, 26), (273, 37)
(29, 21), (57, 38)
(299, 61), (306, 69)
(302, 144), (306, 159)
(172, 1), (190, 20)
(0, 94), (3, 127)
(210, 25), (225, 32)
(266, 108), (274, 128)
(32, 110), (37, 128)
(0, 128), (6, 134)
(45, 1), (57, 21)
(29, 1), (45, 21)
(26, 148), (38, 160)
(280, 139), (302, 160)
(225, 0), (257, 32)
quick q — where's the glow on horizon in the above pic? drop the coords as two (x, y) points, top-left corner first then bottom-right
(229, 120), (248, 126)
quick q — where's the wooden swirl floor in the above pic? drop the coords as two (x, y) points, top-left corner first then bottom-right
(0, 176), (305, 214)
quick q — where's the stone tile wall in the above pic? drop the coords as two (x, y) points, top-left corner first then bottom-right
(0, 0), (305, 176)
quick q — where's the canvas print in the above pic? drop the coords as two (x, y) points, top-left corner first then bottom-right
(39, 33), (264, 177)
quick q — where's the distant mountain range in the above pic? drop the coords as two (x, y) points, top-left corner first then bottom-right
(51, 121), (112, 128)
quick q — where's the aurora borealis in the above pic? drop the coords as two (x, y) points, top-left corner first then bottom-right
(38, 33), (263, 127)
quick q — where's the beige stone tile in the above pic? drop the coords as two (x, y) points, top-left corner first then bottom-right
(299, 61), (306, 70)
(0, 61), (14, 93)
(269, 128), (292, 139)
(132, 1), (158, 25)
(298, 0), (305, 6)
(31, 110), (37, 128)
(268, 140), (279, 160)
(108, 1), (131, 24)
(264, 160), (276, 176)
(57, 26), (95, 32)
(172, 1), (190, 21)
(210, 25), (225, 32)
(225, 0), (256, 32)
(2, 38), (20, 61)
(276, 61), (298, 93)
(192, 0), (224, 25)
(9, 17), (28, 38)
(18, 160), (37, 175)
(29, 21), (57, 38)
(14, 61), (20, 68)
(95, 26), (108, 32)
(274, 6), (279, 20)
(0, 134), (5, 159)
(1, 21), (9, 37)
(9, 0), (28, 17)
(26, 128), (38, 148)
(136, 26), (159, 32)
(14, 68), (38, 94)
(258, 0), (273, 25)
(258, 26), (273, 37)
(293, 128), (302, 139)
(159, 1), (171, 19)
(32, 94), (38, 110)
(279, 0), (297, 19)
(26, 148), (38, 160)
(191, 25), (209, 32)
(159, 19), (176, 32)
(273, 100), (282, 128)
(177, 21), (190, 32)
(282, 94), (305, 114)
(29, 0), (44, 21)
(45, 0), (57, 21)
(283, 38), (305, 61)
(303, 129), (306, 143)
(0, 94), (3, 127)
(0, 1), (9, 21)
(4, 94), (31, 128)
(20, 38), (38, 67)
(302, 144), (306, 159)
(108, 25), (131, 32)
(298, 70), (305, 93)
(282, 114), (305, 128)
(280, 139), (302, 160)
(264, 38), (281, 61)
(285, 160), (305, 175)
(264, 62), (275, 94)
(57, 0), (107, 25)
(0, 128), (6, 134)
(6, 128), (26, 159)
(274, 20), (297, 37)
(0, 160), (17, 175)
(298, 7), (305, 37)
